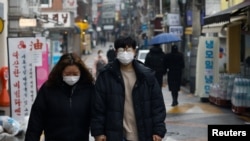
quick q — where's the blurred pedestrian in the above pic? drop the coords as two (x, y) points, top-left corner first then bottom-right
(165, 45), (185, 106)
(83, 42), (92, 55)
(91, 36), (167, 141)
(93, 49), (108, 79)
(144, 44), (167, 87)
(143, 35), (148, 49)
(25, 53), (95, 141)
(106, 45), (116, 63)
(100, 36), (107, 47)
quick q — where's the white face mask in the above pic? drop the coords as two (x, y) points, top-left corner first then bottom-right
(98, 53), (103, 57)
(63, 76), (80, 86)
(117, 51), (134, 65)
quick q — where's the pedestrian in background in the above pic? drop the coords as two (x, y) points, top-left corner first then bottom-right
(93, 49), (108, 79)
(91, 36), (167, 141)
(144, 44), (167, 87)
(25, 53), (95, 141)
(106, 45), (116, 63)
(165, 45), (185, 106)
(143, 35), (148, 49)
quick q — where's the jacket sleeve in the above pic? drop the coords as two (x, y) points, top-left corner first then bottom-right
(91, 75), (107, 137)
(151, 77), (167, 138)
(181, 53), (185, 69)
(144, 53), (150, 66)
(25, 84), (47, 141)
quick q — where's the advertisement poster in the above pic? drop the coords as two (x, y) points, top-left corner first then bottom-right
(195, 36), (220, 98)
(7, 37), (46, 120)
(36, 42), (49, 90)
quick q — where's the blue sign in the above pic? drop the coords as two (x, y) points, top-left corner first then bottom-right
(204, 40), (214, 94)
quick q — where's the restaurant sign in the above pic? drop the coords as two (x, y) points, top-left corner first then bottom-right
(40, 12), (74, 28)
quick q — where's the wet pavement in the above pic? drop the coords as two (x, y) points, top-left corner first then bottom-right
(2, 42), (250, 141)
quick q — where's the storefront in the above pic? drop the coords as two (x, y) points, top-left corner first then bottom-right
(40, 11), (81, 69)
(202, 1), (250, 115)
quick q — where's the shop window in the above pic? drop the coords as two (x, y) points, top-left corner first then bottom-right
(40, 0), (52, 8)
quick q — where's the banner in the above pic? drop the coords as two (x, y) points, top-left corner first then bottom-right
(195, 36), (220, 98)
(7, 37), (46, 121)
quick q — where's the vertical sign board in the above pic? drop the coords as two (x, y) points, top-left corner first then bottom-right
(7, 37), (46, 121)
(195, 36), (220, 98)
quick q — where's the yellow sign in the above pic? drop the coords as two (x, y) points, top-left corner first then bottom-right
(0, 18), (4, 34)
(76, 22), (89, 31)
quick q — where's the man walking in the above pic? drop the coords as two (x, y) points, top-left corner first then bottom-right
(91, 36), (167, 141)
(145, 44), (167, 87)
(165, 45), (185, 106)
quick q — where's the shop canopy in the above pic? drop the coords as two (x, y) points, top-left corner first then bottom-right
(204, 0), (250, 25)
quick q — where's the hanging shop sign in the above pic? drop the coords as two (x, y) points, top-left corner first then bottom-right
(19, 18), (37, 27)
(165, 13), (180, 26)
(63, 0), (77, 9)
(40, 12), (74, 28)
(169, 26), (183, 36)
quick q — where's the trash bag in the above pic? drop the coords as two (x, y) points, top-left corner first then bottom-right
(0, 116), (21, 136)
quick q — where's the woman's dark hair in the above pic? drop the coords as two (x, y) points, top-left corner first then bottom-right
(46, 53), (94, 86)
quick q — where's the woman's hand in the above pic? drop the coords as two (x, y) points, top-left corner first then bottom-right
(153, 134), (162, 141)
(95, 135), (106, 141)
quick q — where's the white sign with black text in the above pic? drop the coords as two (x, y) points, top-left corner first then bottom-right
(169, 26), (183, 37)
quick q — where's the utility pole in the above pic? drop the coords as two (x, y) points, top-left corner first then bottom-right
(170, 0), (179, 13)
(190, 0), (201, 94)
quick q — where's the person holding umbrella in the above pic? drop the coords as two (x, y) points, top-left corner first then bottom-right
(165, 45), (185, 106)
(144, 44), (167, 87)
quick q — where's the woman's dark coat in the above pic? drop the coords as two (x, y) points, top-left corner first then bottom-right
(91, 60), (167, 141)
(25, 81), (95, 141)
(165, 50), (185, 92)
(144, 46), (167, 86)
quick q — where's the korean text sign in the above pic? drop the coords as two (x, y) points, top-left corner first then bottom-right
(7, 37), (46, 120)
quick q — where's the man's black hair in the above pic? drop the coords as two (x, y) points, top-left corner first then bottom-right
(114, 36), (125, 49)
(114, 36), (137, 49)
(124, 36), (137, 49)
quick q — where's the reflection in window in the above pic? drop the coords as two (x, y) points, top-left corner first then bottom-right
(41, 0), (49, 4)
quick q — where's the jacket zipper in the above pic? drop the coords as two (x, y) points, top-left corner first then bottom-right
(70, 86), (76, 108)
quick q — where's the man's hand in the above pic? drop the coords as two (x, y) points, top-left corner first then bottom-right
(95, 135), (106, 141)
(153, 134), (162, 141)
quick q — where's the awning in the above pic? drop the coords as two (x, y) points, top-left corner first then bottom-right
(204, 0), (250, 25)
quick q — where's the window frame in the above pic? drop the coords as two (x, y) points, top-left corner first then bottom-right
(40, 0), (52, 8)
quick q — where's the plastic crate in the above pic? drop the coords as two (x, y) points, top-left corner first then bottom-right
(232, 104), (250, 117)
